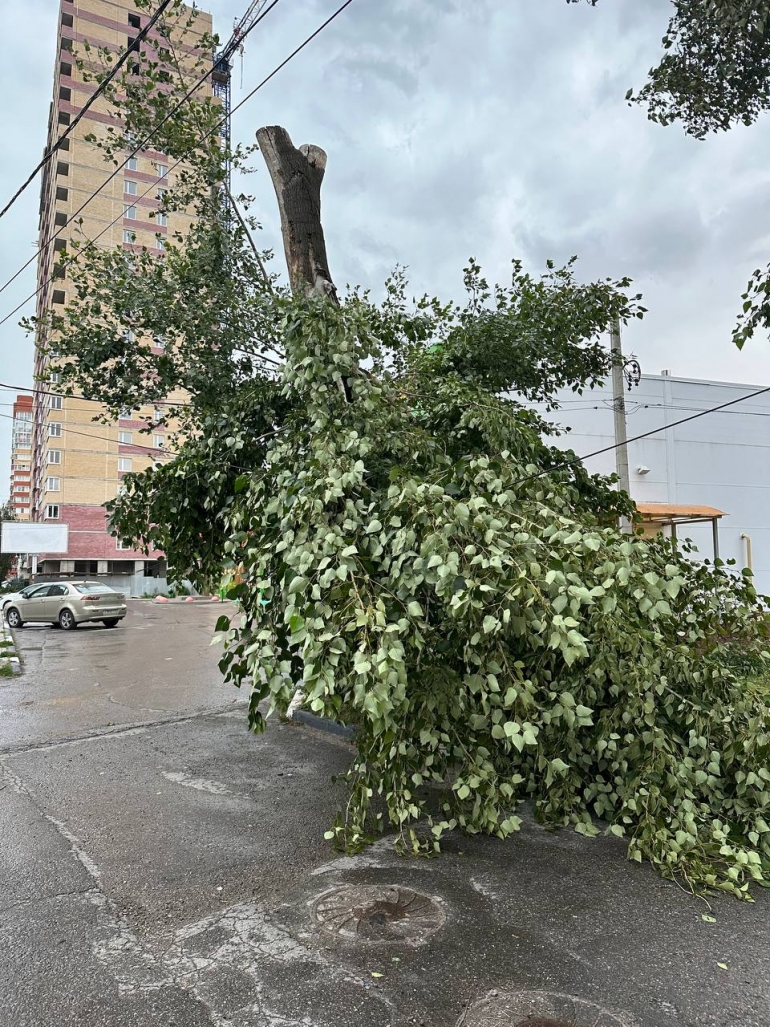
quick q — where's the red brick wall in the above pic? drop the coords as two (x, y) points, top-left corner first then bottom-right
(39, 504), (162, 561)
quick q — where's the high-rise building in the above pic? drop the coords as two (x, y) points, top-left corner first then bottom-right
(31, 0), (213, 591)
(9, 395), (33, 521)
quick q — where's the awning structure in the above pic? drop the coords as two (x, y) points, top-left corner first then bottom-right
(635, 503), (726, 559)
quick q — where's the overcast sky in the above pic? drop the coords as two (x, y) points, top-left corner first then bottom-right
(4, 0), (770, 502)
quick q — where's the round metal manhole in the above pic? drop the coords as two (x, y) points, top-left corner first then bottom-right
(312, 884), (446, 945)
(459, 990), (634, 1027)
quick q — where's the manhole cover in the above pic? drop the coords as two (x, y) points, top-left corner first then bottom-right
(312, 885), (446, 945)
(459, 990), (633, 1027)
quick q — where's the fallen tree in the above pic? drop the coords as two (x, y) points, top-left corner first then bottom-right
(34, 1), (770, 897)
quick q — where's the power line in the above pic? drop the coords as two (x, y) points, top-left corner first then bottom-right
(0, 0), (284, 314)
(0, 0), (176, 224)
(514, 384), (770, 488)
(0, 409), (177, 456)
(0, 381), (190, 408)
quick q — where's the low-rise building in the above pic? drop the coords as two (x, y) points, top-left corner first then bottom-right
(534, 372), (770, 595)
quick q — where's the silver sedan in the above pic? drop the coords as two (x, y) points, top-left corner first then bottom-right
(5, 581), (127, 630)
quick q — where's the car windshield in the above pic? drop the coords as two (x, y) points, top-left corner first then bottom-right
(23, 585), (48, 597)
(73, 583), (116, 594)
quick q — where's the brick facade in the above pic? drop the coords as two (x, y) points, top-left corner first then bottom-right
(32, 0), (213, 574)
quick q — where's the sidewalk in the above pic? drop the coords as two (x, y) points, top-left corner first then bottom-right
(2, 704), (767, 1026)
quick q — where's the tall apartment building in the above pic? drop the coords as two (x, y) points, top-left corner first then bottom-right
(32, 0), (213, 592)
(9, 395), (33, 521)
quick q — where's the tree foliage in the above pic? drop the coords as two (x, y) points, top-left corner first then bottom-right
(0, 503), (17, 583)
(571, 1), (770, 139)
(29, 1), (770, 898)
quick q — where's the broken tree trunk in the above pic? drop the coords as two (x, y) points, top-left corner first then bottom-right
(256, 125), (337, 303)
(257, 127), (343, 723)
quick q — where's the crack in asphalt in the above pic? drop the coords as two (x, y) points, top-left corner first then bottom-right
(0, 887), (96, 914)
(0, 759), (392, 1027)
(0, 701), (249, 756)
(106, 694), (169, 714)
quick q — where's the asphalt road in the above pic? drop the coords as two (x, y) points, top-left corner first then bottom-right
(1, 604), (768, 1027)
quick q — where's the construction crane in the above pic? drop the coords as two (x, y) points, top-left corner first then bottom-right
(212, 0), (270, 195)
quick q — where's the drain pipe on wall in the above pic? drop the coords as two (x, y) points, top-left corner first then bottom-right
(741, 533), (753, 572)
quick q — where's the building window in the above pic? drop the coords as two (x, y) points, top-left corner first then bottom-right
(153, 434), (164, 449)
(58, 111), (71, 126)
(48, 450), (62, 465)
(46, 476), (61, 492)
(56, 162), (69, 177)
(156, 237), (166, 252)
(49, 371), (62, 384)
(52, 289), (66, 304)
(128, 12), (141, 29)
(157, 187), (167, 201)
(123, 230), (136, 245)
(74, 561), (98, 575)
(54, 211), (68, 227)
(45, 505), (60, 520)
(156, 212), (167, 227)
(48, 423), (62, 437)
(56, 186), (68, 202)
(49, 395), (62, 410)
(58, 137), (70, 152)
(118, 457), (132, 472)
(153, 407), (164, 421)
(61, 11), (73, 28)
(154, 333), (166, 350)
(124, 180), (138, 195)
(126, 156), (138, 172)
(116, 539), (131, 550)
(157, 164), (168, 179)
(60, 61), (72, 78)
(119, 430), (133, 445)
(124, 204), (137, 220)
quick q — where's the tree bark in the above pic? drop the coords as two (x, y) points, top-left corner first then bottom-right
(256, 125), (337, 303)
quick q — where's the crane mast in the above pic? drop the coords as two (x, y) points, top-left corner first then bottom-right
(211, 1), (269, 196)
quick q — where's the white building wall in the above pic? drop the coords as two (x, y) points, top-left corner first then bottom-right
(530, 374), (770, 594)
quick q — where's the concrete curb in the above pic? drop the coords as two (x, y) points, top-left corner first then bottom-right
(128, 597), (235, 604)
(292, 710), (356, 741)
(0, 618), (21, 677)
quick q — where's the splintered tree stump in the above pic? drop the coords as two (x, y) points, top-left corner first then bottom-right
(256, 125), (337, 302)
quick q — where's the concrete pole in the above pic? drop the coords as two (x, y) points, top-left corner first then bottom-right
(610, 316), (630, 493)
(610, 316), (631, 531)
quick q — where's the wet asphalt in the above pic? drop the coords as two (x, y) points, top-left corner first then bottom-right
(1, 603), (768, 1027)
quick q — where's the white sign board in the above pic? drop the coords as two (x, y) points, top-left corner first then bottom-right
(1, 522), (69, 554)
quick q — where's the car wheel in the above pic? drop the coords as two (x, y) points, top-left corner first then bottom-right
(102, 619), (120, 628)
(6, 607), (23, 629)
(59, 609), (77, 630)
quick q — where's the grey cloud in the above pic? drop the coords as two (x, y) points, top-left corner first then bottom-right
(4, 0), (770, 494)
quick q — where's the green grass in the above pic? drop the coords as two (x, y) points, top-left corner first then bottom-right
(0, 663), (15, 678)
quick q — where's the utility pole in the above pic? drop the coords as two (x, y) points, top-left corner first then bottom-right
(610, 316), (631, 530)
